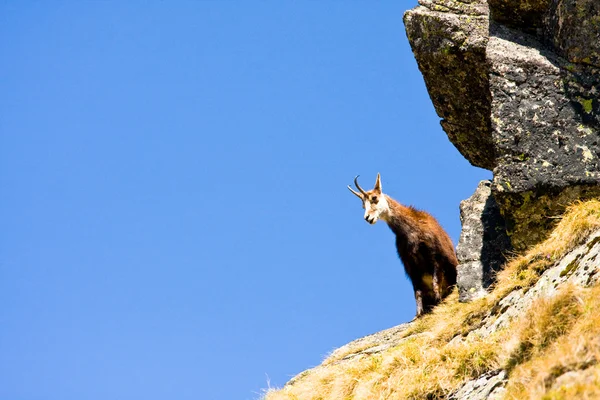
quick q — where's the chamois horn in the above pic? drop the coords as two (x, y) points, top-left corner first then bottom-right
(354, 175), (367, 195)
(348, 175), (368, 199)
(347, 184), (363, 199)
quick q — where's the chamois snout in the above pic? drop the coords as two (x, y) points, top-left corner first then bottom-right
(365, 213), (376, 224)
(364, 199), (387, 225)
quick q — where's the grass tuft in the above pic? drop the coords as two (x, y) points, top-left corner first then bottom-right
(504, 285), (600, 399)
(505, 285), (584, 373)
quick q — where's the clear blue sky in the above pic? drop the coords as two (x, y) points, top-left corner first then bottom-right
(0, 2), (491, 400)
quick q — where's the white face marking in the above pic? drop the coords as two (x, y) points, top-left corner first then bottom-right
(363, 195), (389, 225)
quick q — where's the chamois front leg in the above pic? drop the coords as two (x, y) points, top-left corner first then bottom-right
(414, 289), (424, 317)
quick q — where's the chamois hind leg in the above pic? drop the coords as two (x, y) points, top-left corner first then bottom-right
(445, 260), (458, 289)
(433, 263), (452, 301)
(415, 290), (436, 318)
(415, 284), (437, 317)
(432, 267), (442, 302)
(439, 260), (457, 299)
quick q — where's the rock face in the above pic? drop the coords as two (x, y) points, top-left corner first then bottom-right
(456, 180), (512, 302)
(404, 0), (600, 250)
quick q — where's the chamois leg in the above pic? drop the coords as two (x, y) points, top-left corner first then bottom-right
(432, 269), (441, 302)
(438, 260), (457, 300)
(433, 265), (450, 302)
(414, 290), (424, 317)
(445, 261), (458, 292)
(414, 289), (437, 317)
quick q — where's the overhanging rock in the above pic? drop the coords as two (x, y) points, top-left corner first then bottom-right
(404, 0), (600, 250)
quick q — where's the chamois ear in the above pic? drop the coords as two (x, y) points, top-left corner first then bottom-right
(374, 173), (382, 193)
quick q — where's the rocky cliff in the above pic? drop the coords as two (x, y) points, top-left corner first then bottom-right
(264, 1), (600, 398)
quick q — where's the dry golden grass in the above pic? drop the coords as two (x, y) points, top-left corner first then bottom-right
(504, 285), (600, 399)
(504, 285), (584, 373)
(539, 365), (600, 400)
(264, 200), (600, 400)
(264, 305), (503, 400)
(492, 199), (600, 298)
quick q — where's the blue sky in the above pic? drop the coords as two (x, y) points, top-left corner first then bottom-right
(0, 2), (491, 400)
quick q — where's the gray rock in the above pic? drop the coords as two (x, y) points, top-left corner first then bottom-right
(324, 323), (410, 363)
(551, 364), (598, 392)
(283, 323), (412, 388)
(487, 24), (600, 249)
(488, 0), (550, 35)
(545, 0), (600, 68)
(456, 180), (512, 302)
(449, 370), (507, 400)
(404, 0), (600, 250)
(489, 0), (600, 67)
(403, 3), (494, 170)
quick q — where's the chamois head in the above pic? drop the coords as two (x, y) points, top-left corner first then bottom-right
(348, 173), (390, 225)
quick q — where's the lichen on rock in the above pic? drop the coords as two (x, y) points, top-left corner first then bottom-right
(403, 1), (495, 170)
(545, 0), (600, 68)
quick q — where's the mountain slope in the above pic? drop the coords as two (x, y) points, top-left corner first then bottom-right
(264, 200), (600, 400)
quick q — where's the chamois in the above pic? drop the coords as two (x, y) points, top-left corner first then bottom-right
(348, 174), (458, 317)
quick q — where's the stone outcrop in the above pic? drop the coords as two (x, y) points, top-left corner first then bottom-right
(456, 180), (512, 302)
(404, 0), (600, 250)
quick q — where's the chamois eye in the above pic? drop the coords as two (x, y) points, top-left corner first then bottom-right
(372, 196), (378, 203)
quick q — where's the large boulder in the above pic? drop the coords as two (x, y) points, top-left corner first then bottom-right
(456, 180), (512, 302)
(404, 0), (494, 170)
(404, 0), (600, 250)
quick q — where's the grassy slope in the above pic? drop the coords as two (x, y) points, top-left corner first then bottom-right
(264, 200), (600, 400)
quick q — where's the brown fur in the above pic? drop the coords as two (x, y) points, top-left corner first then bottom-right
(383, 195), (458, 317)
